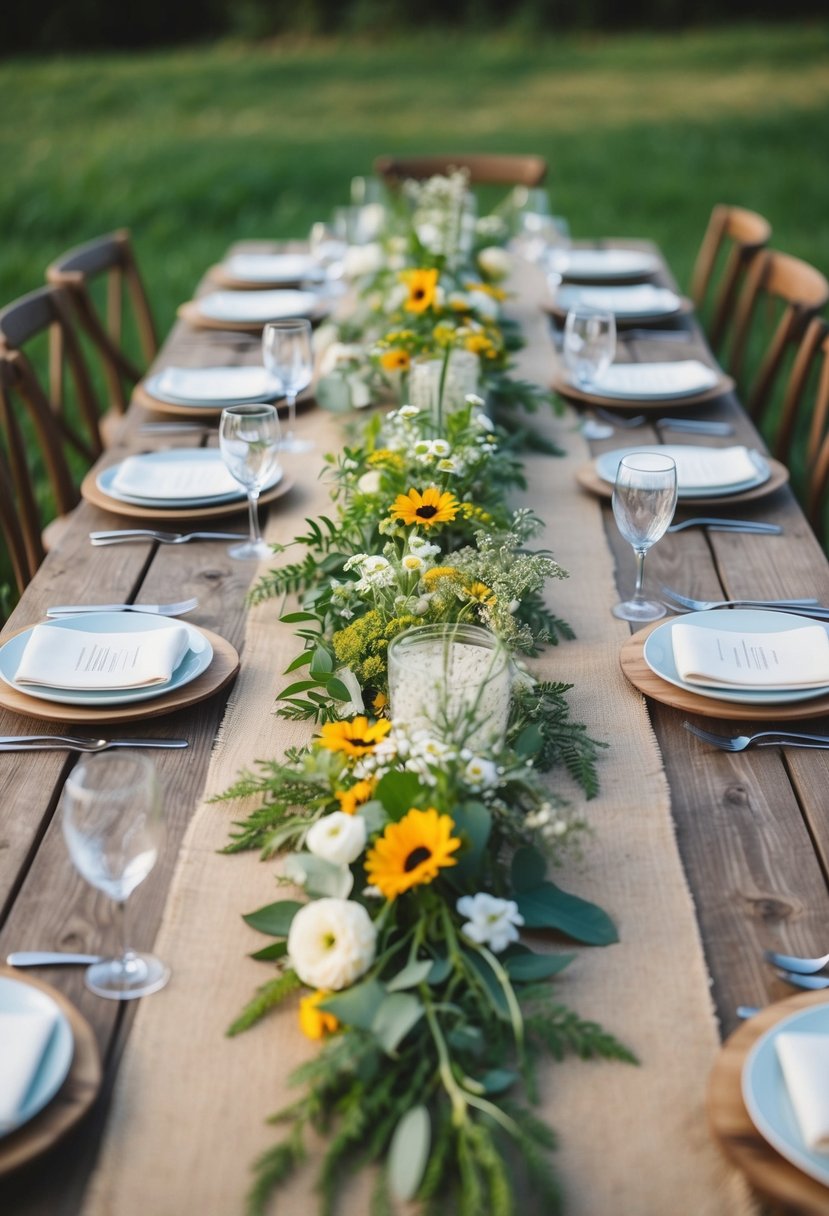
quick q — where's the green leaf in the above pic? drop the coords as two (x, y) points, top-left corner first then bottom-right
(280, 611), (321, 624)
(321, 977), (386, 1030)
(325, 677), (353, 702)
(309, 646), (333, 676)
(374, 771), (423, 820)
(249, 941), (289, 962)
(516, 881), (619, 946)
(451, 800), (492, 877)
(389, 1105), (431, 1202)
(279, 678), (324, 699)
(515, 723), (544, 756)
(372, 992), (424, 1054)
(386, 960), (433, 992)
(283, 651), (313, 674)
(242, 900), (303, 937)
(427, 956), (452, 985)
(504, 952), (575, 982)
(511, 845), (546, 894)
(447, 1023), (483, 1054)
(479, 1068), (518, 1094)
(282, 854), (354, 899)
(466, 951), (510, 1018)
(357, 799), (388, 834)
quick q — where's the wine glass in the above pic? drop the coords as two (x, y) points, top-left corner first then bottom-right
(61, 752), (169, 1000)
(309, 221), (347, 293)
(611, 453), (678, 622)
(262, 319), (313, 454)
(219, 403), (282, 559)
(563, 303), (616, 390)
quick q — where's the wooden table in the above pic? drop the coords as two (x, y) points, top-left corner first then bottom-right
(2, 242), (829, 1214)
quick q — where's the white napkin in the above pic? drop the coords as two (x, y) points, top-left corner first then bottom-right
(111, 454), (240, 501)
(561, 284), (679, 315)
(154, 366), (273, 403)
(666, 445), (761, 490)
(672, 622), (829, 690)
(0, 1009), (58, 1128)
(591, 360), (719, 399)
(223, 253), (322, 283)
(566, 249), (659, 278)
(776, 1032), (829, 1151)
(197, 290), (318, 322)
(15, 623), (191, 690)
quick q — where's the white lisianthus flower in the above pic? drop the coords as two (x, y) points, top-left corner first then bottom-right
(398, 404), (421, 419)
(437, 457), (459, 474)
(477, 246), (511, 281)
(429, 439), (451, 458)
(463, 756), (498, 790)
(408, 534), (440, 558)
(457, 893), (524, 953)
(357, 470), (382, 494)
(334, 666), (365, 716)
(288, 898), (377, 991)
(306, 812), (367, 866)
(413, 439), (433, 459)
(343, 242), (383, 279)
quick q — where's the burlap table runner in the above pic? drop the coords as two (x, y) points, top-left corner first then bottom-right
(81, 265), (754, 1216)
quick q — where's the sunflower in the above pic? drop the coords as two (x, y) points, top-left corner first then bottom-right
(365, 807), (461, 900)
(379, 348), (411, 373)
(390, 487), (459, 529)
(317, 716), (392, 758)
(335, 779), (377, 815)
(372, 691), (388, 714)
(298, 990), (340, 1040)
(402, 268), (439, 314)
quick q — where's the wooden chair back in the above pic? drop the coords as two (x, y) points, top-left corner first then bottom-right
(689, 204), (771, 351)
(728, 248), (829, 450)
(374, 153), (547, 188)
(801, 321), (829, 543)
(46, 229), (158, 417)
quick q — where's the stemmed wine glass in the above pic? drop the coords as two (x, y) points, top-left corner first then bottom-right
(219, 403), (282, 560)
(61, 752), (169, 1000)
(262, 319), (314, 454)
(563, 303), (616, 390)
(611, 453), (678, 622)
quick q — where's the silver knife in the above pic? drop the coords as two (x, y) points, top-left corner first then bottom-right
(0, 737), (189, 752)
(89, 530), (247, 545)
(7, 952), (103, 966)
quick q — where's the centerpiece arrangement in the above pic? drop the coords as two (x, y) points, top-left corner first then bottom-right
(216, 170), (632, 1216)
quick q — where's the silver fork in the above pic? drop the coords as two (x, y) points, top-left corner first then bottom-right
(667, 517), (782, 534)
(765, 947), (829, 974)
(595, 407), (647, 428)
(90, 530), (247, 546)
(0, 736), (189, 752)
(660, 586), (822, 612)
(683, 722), (829, 751)
(46, 597), (198, 616)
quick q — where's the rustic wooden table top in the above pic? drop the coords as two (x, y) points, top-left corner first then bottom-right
(3, 241), (829, 1215)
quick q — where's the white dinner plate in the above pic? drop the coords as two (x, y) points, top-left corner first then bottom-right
(221, 253), (324, 284)
(643, 610), (829, 705)
(0, 612), (213, 707)
(97, 450), (283, 509)
(563, 248), (661, 281)
(143, 366), (278, 407)
(595, 445), (770, 499)
(585, 360), (721, 400)
(556, 284), (682, 319)
(742, 1003), (829, 1189)
(0, 976), (73, 1138)
(194, 289), (321, 324)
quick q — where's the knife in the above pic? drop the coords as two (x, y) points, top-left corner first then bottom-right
(0, 737), (189, 752)
(6, 952), (103, 967)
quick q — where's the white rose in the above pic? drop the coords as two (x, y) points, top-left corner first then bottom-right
(288, 897), (377, 990)
(335, 666), (365, 717)
(306, 812), (367, 866)
(457, 893), (524, 954)
(477, 246), (511, 281)
(357, 470), (382, 494)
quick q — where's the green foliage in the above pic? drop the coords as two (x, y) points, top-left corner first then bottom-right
(227, 969), (302, 1037)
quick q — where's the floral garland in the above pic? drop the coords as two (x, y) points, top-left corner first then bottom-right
(218, 173), (632, 1216)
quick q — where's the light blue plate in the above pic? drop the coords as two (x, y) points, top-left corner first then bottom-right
(0, 975), (73, 1138)
(142, 368), (277, 409)
(742, 1003), (829, 1188)
(97, 449), (247, 509)
(643, 609), (829, 706)
(0, 612), (213, 708)
(596, 444), (770, 499)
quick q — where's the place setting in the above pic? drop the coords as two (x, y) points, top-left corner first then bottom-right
(177, 284), (329, 331)
(206, 250), (327, 291)
(561, 245), (662, 283)
(545, 281), (691, 327)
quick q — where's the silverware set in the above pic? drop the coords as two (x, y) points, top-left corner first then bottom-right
(0, 736), (189, 752)
(660, 586), (826, 615)
(46, 596), (198, 616)
(684, 722), (829, 752)
(667, 517), (781, 535)
(90, 529), (247, 546)
(588, 407), (733, 436)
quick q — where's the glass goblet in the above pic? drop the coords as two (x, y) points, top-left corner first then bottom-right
(611, 453), (678, 622)
(61, 751), (169, 1000)
(219, 403), (282, 560)
(563, 303), (616, 391)
(262, 319), (313, 454)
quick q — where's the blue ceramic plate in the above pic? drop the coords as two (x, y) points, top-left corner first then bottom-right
(0, 976), (73, 1138)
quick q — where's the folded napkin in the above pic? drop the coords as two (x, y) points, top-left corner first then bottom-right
(566, 249), (659, 278)
(15, 623), (191, 690)
(591, 360), (719, 398)
(561, 284), (679, 315)
(154, 366), (273, 403)
(672, 622), (829, 690)
(0, 1009), (58, 1128)
(111, 454), (240, 501)
(223, 253), (322, 282)
(664, 445), (760, 490)
(197, 289), (317, 322)
(776, 1032), (829, 1152)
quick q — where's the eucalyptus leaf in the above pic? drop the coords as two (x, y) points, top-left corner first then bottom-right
(386, 959), (433, 992)
(447, 1024), (484, 1055)
(357, 799), (389, 834)
(372, 992), (424, 1054)
(374, 771), (423, 820)
(242, 899), (303, 937)
(249, 940), (289, 962)
(479, 1068), (518, 1094)
(321, 977), (386, 1030)
(511, 845), (546, 894)
(516, 881), (619, 945)
(504, 952), (575, 982)
(451, 800), (492, 876)
(515, 722), (544, 756)
(283, 853), (354, 899)
(427, 956), (452, 985)
(466, 952), (510, 1018)
(389, 1105), (431, 1202)
(316, 372), (356, 413)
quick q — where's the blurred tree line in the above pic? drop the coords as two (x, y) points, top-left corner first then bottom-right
(4, 0), (828, 53)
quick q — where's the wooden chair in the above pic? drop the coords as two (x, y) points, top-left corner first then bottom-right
(0, 376), (43, 597)
(798, 320), (829, 542)
(727, 248), (829, 456)
(689, 204), (771, 352)
(374, 153), (547, 188)
(46, 229), (158, 421)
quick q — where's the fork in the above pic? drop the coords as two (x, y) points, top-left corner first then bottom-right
(683, 722), (829, 751)
(595, 407), (647, 428)
(46, 597), (198, 616)
(0, 736), (189, 752)
(90, 530), (247, 546)
(667, 518), (782, 534)
(660, 587), (822, 612)
(764, 946), (829, 974)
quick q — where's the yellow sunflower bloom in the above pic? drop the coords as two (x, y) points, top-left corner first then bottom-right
(465, 333), (494, 357)
(299, 990), (340, 1040)
(365, 807), (461, 900)
(317, 716), (392, 757)
(390, 487), (459, 530)
(372, 691), (388, 713)
(402, 268), (439, 314)
(379, 349), (411, 373)
(335, 779), (376, 815)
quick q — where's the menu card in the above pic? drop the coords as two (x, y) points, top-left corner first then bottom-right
(0, 1009), (58, 1129)
(15, 624), (191, 690)
(775, 1032), (829, 1152)
(672, 622), (829, 690)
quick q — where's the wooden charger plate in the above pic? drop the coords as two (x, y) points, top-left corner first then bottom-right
(177, 298), (329, 332)
(0, 966), (101, 1176)
(577, 458), (789, 507)
(80, 467), (294, 523)
(132, 380), (314, 422)
(0, 625), (239, 724)
(550, 369), (735, 412)
(707, 991), (829, 1215)
(620, 620), (829, 722)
